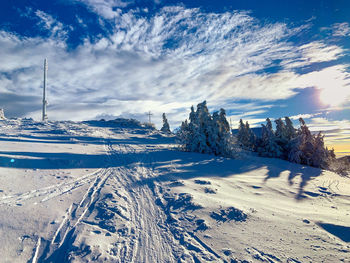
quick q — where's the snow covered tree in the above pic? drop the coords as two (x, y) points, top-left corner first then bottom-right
(266, 118), (273, 133)
(274, 118), (291, 158)
(311, 132), (329, 168)
(177, 101), (211, 154)
(160, 113), (171, 133)
(246, 121), (257, 150)
(275, 118), (287, 141)
(237, 119), (256, 150)
(193, 101), (212, 153)
(237, 119), (247, 146)
(179, 106), (334, 169)
(284, 117), (296, 140)
(257, 119), (283, 158)
(210, 109), (232, 156)
(177, 120), (190, 150)
(177, 101), (236, 157)
(287, 118), (335, 169)
(219, 108), (231, 135)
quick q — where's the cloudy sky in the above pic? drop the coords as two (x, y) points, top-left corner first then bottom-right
(0, 0), (349, 156)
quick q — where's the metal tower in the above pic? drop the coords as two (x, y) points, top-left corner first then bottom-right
(42, 58), (48, 121)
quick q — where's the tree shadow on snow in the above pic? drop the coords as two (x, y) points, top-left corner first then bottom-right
(317, 222), (350, 242)
(259, 157), (323, 200)
(137, 149), (323, 200)
(0, 133), (174, 146)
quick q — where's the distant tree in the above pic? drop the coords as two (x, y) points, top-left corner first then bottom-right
(237, 119), (246, 146)
(160, 113), (171, 133)
(266, 118), (273, 133)
(257, 120), (283, 158)
(0, 109), (5, 120)
(237, 119), (255, 150)
(219, 109), (231, 135)
(177, 120), (190, 150)
(246, 121), (257, 151)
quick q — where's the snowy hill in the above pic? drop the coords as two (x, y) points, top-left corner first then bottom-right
(0, 119), (349, 263)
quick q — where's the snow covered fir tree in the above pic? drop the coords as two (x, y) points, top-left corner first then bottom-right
(177, 101), (235, 156)
(178, 102), (336, 170)
(160, 113), (171, 133)
(237, 117), (336, 169)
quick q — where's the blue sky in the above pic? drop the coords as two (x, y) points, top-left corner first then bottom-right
(0, 0), (350, 155)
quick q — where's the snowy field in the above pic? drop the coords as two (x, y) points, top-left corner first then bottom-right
(0, 119), (349, 263)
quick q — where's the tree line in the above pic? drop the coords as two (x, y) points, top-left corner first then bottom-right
(174, 101), (336, 170)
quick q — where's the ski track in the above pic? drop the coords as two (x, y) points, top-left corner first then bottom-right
(103, 141), (223, 263)
(37, 165), (113, 262)
(0, 169), (103, 206)
(2, 123), (224, 263)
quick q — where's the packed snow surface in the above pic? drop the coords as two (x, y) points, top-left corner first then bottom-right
(0, 119), (349, 263)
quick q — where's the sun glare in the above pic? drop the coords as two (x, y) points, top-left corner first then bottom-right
(320, 86), (350, 106)
(308, 66), (350, 107)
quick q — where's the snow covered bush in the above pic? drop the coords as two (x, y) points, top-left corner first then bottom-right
(177, 101), (237, 156)
(160, 113), (171, 133)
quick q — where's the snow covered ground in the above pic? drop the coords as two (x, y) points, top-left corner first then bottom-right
(0, 119), (349, 263)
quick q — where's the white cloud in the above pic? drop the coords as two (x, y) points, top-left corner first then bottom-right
(76, 0), (134, 19)
(332, 22), (350, 37)
(35, 10), (68, 40)
(320, 22), (350, 38)
(282, 41), (344, 69)
(289, 113), (321, 120)
(308, 117), (350, 132)
(0, 6), (349, 128)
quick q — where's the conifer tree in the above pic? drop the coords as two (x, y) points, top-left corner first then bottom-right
(275, 118), (287, 140)
(284, 117), (296, 140)
(177, 101), (236, 156)
(237, 119), (247, 147)
(160, 113), (171, 133)
(287, 117), (335, 169)
(258, 122), (282, 158)
(246, 121), (256, 150)
(266, 118), (273, 133)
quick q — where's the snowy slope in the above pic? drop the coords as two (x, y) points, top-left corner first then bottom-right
(0, 119), (349, 263)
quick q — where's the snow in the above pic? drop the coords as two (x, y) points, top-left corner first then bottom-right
(0, 118), (349, 262)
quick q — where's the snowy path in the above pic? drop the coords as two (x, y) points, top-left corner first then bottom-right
(22, 130), (221, 262)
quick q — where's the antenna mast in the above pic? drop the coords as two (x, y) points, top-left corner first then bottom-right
(42, 58), (48, 121)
